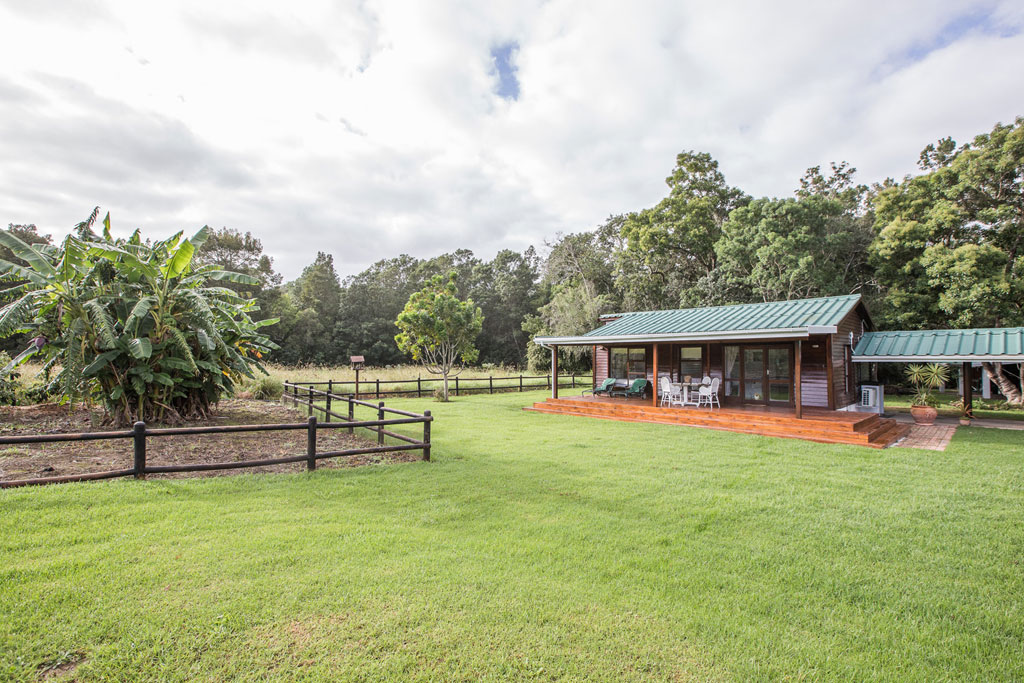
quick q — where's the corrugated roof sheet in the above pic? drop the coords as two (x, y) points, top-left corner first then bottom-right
(853, 328), (1024, 360)
(582, 294), (862, 337)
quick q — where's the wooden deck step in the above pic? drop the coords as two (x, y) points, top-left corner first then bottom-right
(525, 398), (906, 449)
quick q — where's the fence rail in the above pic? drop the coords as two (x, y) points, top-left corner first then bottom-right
(0, 392), (432, 489)
(288, 373), (593, 399)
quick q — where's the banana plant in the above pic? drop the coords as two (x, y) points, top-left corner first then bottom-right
(0, 208), (278, 425)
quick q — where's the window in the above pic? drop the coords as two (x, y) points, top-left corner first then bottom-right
(678, 346), (703, 382)
(609, 348), (646, 380)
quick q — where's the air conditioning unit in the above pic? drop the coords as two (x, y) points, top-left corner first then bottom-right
(859, 384), (884, 414)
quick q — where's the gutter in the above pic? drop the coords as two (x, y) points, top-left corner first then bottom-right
(534, 327), (822, 346)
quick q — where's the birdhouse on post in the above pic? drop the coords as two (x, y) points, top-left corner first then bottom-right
(350, 356), (365, 399)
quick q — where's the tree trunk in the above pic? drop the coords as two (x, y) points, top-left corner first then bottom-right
(981, 362), (1023, 405)
(441, 373), (450, 402)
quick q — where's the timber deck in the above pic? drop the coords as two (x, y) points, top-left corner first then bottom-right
(525, 396), (910, 448)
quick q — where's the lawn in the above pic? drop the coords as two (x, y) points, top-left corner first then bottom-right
(2, 390), (1022, 681)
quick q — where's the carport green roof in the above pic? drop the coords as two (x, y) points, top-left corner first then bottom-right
(853, 328), (1024, 362)
(533, 294), (865, 345)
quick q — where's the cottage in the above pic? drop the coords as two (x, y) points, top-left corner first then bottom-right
(531, 294), (1024, 447)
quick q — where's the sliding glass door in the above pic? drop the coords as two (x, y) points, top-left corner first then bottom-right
(722, 344), (793, 406)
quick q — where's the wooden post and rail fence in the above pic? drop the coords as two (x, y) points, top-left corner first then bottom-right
(291, 372), (592, 400)
(0, 389), (432, 489)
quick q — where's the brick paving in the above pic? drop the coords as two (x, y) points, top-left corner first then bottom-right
(896, 424), (957, 451)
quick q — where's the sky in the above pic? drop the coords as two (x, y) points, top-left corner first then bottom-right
(1, 1), (1023, 280)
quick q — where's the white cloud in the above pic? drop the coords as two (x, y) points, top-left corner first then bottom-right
(0, 0), (1022, 278)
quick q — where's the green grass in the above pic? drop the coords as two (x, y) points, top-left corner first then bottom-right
(2, 391), (1023, 681)
(885, 390), (1024, 421)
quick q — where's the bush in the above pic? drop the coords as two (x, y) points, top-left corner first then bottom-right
(0, 351), (19, 405)
(244, 375), (284, 400)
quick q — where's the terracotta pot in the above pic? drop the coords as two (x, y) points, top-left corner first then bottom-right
(910, 404), (938, 426)
(959, 417), (972, 426)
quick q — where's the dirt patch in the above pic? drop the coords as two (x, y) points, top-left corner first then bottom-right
(0, 399), (422, 483)
(37, 651), (85, 679)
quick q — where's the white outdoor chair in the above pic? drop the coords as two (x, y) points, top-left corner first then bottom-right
(698, 377), (721, 409)
(658, 376), (681, 407)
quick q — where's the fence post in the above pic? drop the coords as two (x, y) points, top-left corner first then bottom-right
(308, 385), (314, 417)
(417, 376), (422, 398)
(519, 374), (523, 392)
(307, 416), (317, 471)
(455, 377), (459, 397)
(376, 378), (380, 399)
(133, 421), (146, 480)
(423, 410), (431, 461)
(325, 380), (332, 422)
(347, 394), (354, 435)
(489, 376), (493, 394)
(572, 374), (576, 388)
(547, 374), (551, 390)
(377, 401), (385, 445)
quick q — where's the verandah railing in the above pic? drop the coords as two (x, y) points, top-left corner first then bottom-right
(0, 393), (432, 489)
(288, 373), (594, 400)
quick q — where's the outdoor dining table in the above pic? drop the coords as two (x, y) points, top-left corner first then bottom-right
(673, 381), (705, 406)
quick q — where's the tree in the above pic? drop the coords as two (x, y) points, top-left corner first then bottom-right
(871, 118), (1024, 403)
(395, 272), (483, 401)
(621, 151), (748, 307)
(715, 164), (875, 304)
(0, 209), (277, 424)
(195, 227), (283, 292)
(524, 219), (622, 371)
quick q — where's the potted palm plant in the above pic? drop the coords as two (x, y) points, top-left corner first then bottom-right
(905, 363), (950, 426)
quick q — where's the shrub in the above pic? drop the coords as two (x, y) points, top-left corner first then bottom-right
(0, 209), (278, 424)
(0, 351), (19, 405)
(244, 375), (283, 401)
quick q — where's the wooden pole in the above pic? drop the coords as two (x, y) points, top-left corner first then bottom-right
(417, 376), (422, 398)
(307, 416), (317, 471)
(489, 376), (493, 394)
(355, 368), (360, 400)
(422, 410), (431, 461)
(652, 343), (659, 407)
(552, 345), (559, 399)
(794, 340), (802, 419)
(133, 421), (146, 480)
(376, 378), (380, 399)
(308, 385), (314, 417)
(592, 345), (597, 389)
(963, 362), (974, 418)
(377, 402), (385, 445)
(348, 395), (355, 434)
(825, 336), (835, 410)
(325, 380), (332, 423)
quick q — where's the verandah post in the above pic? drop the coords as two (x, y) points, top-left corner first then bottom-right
(306, 416), (317, 471)
(133, 421), (146, 480)
(652, 343), (659, 407)
(552, 344), (559, 399)
(422, 410), (431, 461)
(795, 340), (803, 419)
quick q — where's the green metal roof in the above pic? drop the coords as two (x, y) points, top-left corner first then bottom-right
(533, 294), (864, 345)
(853, 328), (1024, 362)
(587, 294), (861, 337)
